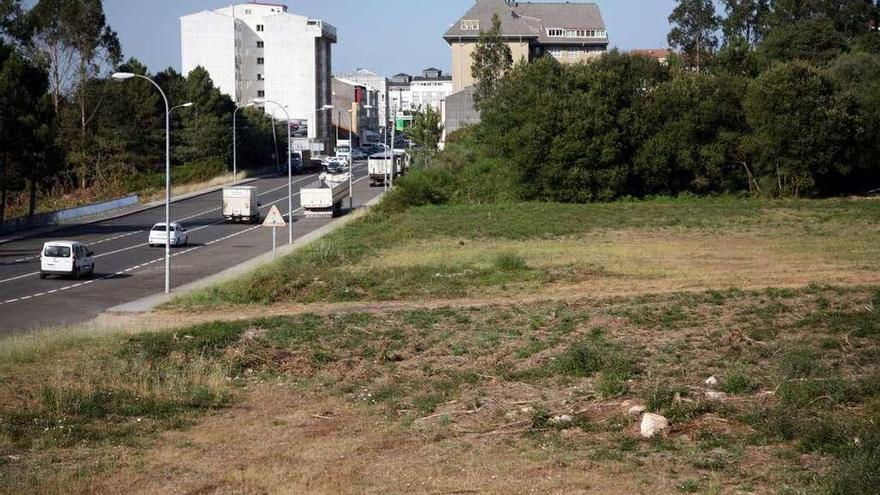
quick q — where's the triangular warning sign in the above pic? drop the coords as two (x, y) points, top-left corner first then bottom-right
(262, 205), (286, 227)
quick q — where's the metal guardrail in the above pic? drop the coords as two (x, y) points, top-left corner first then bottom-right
(0, 194), (140, 234)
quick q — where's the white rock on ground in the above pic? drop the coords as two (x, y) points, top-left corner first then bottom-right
(705, 376), (718, 386)
(627, 405), (647, 417)
(705, 391), (727, 400)
(640, 413), (670, 438)
(550, 414), (573, 425)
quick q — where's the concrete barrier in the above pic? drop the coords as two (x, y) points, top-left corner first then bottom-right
(0, 194), (139, 234)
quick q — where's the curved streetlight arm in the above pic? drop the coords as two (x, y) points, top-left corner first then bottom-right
(251, 98), (293, 244)
(113, 72), (172, 294)
(171, 102), (194, 113)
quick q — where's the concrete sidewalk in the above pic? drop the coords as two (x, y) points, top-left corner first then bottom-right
(107, 193), (385, 314)
(0, 171), (279, 246)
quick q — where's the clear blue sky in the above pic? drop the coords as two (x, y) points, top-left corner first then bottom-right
(104, 0), (677, 76)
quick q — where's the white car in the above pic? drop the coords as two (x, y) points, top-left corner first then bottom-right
(148, 222), (189, 248)
(40, 241), (95, 279)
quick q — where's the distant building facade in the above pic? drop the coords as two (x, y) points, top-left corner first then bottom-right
(331, 77), (380, 148)
(334, 68), (390, 127)
(181, 2), (336, 151)
(410, 68), (453, 112)
(444, 0), (609, 92)
(630, 48), (673, 66)
(388, 73), (414, 118)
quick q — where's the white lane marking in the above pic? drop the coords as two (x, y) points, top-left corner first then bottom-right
(0, 170), (347, 267)
(0, 173), (371, 306)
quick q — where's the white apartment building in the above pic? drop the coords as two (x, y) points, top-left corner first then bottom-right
(410, 68), (453, 112)
(334, 68), (389, 127)
(388, 73), (413, 119)
(181, 2), (336, 151)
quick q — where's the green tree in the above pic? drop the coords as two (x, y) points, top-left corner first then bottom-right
(470, 13), (512, 110)
(177, 66), (234, 170)
(768, 0), (877, 37)
(826, 51), (880, 188)
(668, 0), (720, 71)
(29, 0), (121, 190)
(480, 51), (669, 202)
(743, 61), (854, 196)
(407, 104), (443, 151)
(0, 0), (28, 43)
(756, 18), (846, 67)
(721, 0), (769, 46)
(0, 39), (55, 222)
(634, 73), (750, 195)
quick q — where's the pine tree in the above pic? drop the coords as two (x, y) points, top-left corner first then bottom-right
(668, 0), (720, 72)
(471, 13), (512, 110)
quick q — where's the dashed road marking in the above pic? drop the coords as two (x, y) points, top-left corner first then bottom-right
(0, 172), (370, 307)
(0, 170), (339, 267)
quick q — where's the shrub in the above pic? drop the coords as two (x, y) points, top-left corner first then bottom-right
(720, 369), (760, 395)
(122, 321), (249, 360)
(555, 333), (635, 379)
(493, 252), (529, 272)
(819, 429), (880, 495)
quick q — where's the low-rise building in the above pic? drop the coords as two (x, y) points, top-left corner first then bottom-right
(330, 77), (380, 149)
(410, 68), (453, 113)
(333, 68), (389, 127)
(388, 73), (414, 118)
(630, 48), (673, 66)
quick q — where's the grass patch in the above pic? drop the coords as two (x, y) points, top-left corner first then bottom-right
(5, 285), (880, 492)
(552, 330), (636, 379)
(719, 368), (761, 395)
(171, 197), (880, 308)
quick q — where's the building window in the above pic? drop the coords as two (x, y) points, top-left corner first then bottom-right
(257, 90), (265, 97)
(256, 24), (264, 32)
(257, 74), (264, 81)
(257, 57), (264, 65)
(461, 19), (480, 31)
(244, 9), (252, 15)
(257, 41), (264, 48)
(547, 28), (564, 37)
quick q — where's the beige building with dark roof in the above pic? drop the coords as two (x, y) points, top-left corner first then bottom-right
(443, 0), (609, 92)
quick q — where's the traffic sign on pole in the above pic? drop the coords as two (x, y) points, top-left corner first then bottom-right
(262, 205), (286, 227)
(263, 205), (286, 259)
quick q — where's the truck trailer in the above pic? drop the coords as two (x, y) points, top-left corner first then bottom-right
(222, 186), (260, 223)
(367, 151), (405, 187)
(300, 173), (350, 218)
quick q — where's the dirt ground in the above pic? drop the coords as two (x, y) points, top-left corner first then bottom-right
(92, 387), (691, 495)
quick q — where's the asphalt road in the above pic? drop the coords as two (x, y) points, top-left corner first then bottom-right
(0, 163), (382, 335)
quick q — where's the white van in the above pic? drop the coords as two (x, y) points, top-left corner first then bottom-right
(40, 241), (95, 279)
(148, 222), (189, 247)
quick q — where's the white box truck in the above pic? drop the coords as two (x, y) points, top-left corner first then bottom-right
(301, 174), (349, 218)
(222, 186), (260, 223)
(367, 151), (404, 187)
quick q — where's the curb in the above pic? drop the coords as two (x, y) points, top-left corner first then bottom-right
(0, 172), (278, 246)
(106, 192), (386, 314)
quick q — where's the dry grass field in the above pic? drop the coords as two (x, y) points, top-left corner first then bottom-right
(2, 198), (879, 494)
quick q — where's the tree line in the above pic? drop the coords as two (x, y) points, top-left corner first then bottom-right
(0, 0), (284, 224)
(421, 0), (880, 205)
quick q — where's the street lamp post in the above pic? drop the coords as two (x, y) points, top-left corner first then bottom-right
(232, 102), (254, 185)
(252, 97), (293, 244)
(112, 72), (190, 294)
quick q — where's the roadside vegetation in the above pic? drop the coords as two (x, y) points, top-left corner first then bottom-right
(4, 286), (880, 493)
(173, 196), (880, 308)
(0, 1), (284, 223)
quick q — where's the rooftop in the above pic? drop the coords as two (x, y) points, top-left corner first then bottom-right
(444, 0), (608, 45)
